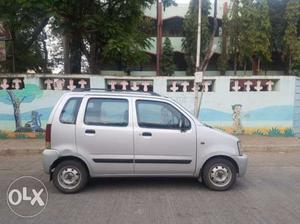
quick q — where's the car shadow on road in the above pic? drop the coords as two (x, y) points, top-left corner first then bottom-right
(86, 177), (203, 191)
(44, 176), (248, 194)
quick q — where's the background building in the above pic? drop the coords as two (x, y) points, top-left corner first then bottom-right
(101, 1), (227, 76)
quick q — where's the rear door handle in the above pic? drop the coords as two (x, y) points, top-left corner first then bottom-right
(142, 132), (152, 137)
(85, 129), (96, 134)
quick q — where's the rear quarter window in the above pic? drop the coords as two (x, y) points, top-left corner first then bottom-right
(59, 97), (82, 124)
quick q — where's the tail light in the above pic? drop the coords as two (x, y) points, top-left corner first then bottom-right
(45, 124), (52, 149)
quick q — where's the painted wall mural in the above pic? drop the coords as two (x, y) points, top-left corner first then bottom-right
(0, 75), (298, 139)
(199, 105), (294, 137)
(0, 84), (47, 138)
(232, 104), (244, 134)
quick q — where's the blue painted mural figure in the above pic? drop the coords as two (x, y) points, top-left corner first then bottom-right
(232, 104), (244, 134)
(24, 111), (43, 132)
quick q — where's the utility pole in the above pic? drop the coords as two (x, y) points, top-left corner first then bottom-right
(194, 0), (203, 117)
(156, 0), (163, 76)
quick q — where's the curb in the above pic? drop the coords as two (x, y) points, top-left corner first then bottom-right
(243, 145), (300, 153)
(0, 148), (43, 156)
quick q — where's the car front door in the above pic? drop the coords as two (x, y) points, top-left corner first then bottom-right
(133, 99), (197, 175)
(76, 96), (134, 175)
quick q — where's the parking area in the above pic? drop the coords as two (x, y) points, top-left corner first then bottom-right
(0, 152), (300, 224)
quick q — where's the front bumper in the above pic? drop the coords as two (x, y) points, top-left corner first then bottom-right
(232, 154), (248, 176)
(42, 149), (59, 174)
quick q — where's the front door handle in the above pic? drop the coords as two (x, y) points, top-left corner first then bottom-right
(85, 129), (96, 134)
(142, 132), (152, 137)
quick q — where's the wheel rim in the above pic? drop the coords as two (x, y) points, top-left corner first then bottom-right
(57, 167), (81, 190)
(209, 164), (232, 188)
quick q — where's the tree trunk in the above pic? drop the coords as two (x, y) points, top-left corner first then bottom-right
(23, 17), (49, 50)
(288, 53), (292, 75)
(252, 57), (258, 75)
(7, 90), (22, 131)
(234, 54), (237, 75)
(81, 36), (101, 74)
(89, 35), (101, 74)
(70, 33), (82, 74)
(11, 29), (16, 73)
(63, 34), (71, 74)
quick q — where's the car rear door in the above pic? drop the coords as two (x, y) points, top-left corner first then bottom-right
(76, 95), (134, 175)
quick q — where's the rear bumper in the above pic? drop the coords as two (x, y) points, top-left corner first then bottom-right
(232, 154), (248, 176)
(42, 149), (59, 174)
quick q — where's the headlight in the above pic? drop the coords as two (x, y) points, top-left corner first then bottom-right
(237, 141), (242, 155)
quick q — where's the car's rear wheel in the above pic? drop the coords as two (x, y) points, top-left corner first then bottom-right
(202, 158), (237, 191)
(53, 160), (88, 193)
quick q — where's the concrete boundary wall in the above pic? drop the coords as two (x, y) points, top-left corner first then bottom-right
(0, 74), (298, 138)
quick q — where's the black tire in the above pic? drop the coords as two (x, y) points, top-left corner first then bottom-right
(202, 158), (237, 191)
(53, 160), (88, 193)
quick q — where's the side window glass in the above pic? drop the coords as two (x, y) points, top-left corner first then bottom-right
(60, 97), (82, 124)
(136, 100), (189, 129)
(84, 98), (128, 126)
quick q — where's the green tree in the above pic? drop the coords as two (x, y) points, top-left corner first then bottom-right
(217, 9), (229, 75)
(228, 0), (271, 74)
(160, 37), (176, 76)
(283, 0), (300, 75)
(268, 0), (288, 53)
(182, 0), (210, 75)
(227, 0), (242, 74)
(252, 0), (272, 74)
(0, 0), (50, 73)
(51, 0), (176, 74)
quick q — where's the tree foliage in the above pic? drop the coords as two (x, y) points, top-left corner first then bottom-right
(217, 8), (228, 75)
(50, 0), (177, 74)
(182, 0), (211, 75)
(226, 0), (271, 74)
(0, 0), (50, 73)
(160, 37), (176, 76)
(268, 0), (288, 53)
(0, 0), (177, 74)
(282, 0), (300, 74)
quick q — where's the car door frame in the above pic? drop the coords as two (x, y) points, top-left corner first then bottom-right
(75, 94), (135, 176)
(132, 97), (197, 176)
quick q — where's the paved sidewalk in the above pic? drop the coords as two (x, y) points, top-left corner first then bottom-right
(0, 135), (299, 156)
(0, 139), (44, 156)
(239, 135), (300, 152)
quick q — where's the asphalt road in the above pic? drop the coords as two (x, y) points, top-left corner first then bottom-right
(0, 152), (300, 224)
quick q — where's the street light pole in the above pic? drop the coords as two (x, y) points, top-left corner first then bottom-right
(156, 0), (163, 76)
(194, 0), (203, 117)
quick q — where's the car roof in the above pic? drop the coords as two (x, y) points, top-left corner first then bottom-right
(66, 89), (168, 100)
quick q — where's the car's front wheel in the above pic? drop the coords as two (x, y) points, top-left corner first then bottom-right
(202, 158), (237, 191)
(53, 160), (88, 193)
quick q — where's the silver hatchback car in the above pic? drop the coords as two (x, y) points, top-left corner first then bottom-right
(42, 89), (248, 193)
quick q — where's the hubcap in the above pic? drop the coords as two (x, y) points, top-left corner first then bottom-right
(58, 167), (81, 190)
(209, 165), (232, 187)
